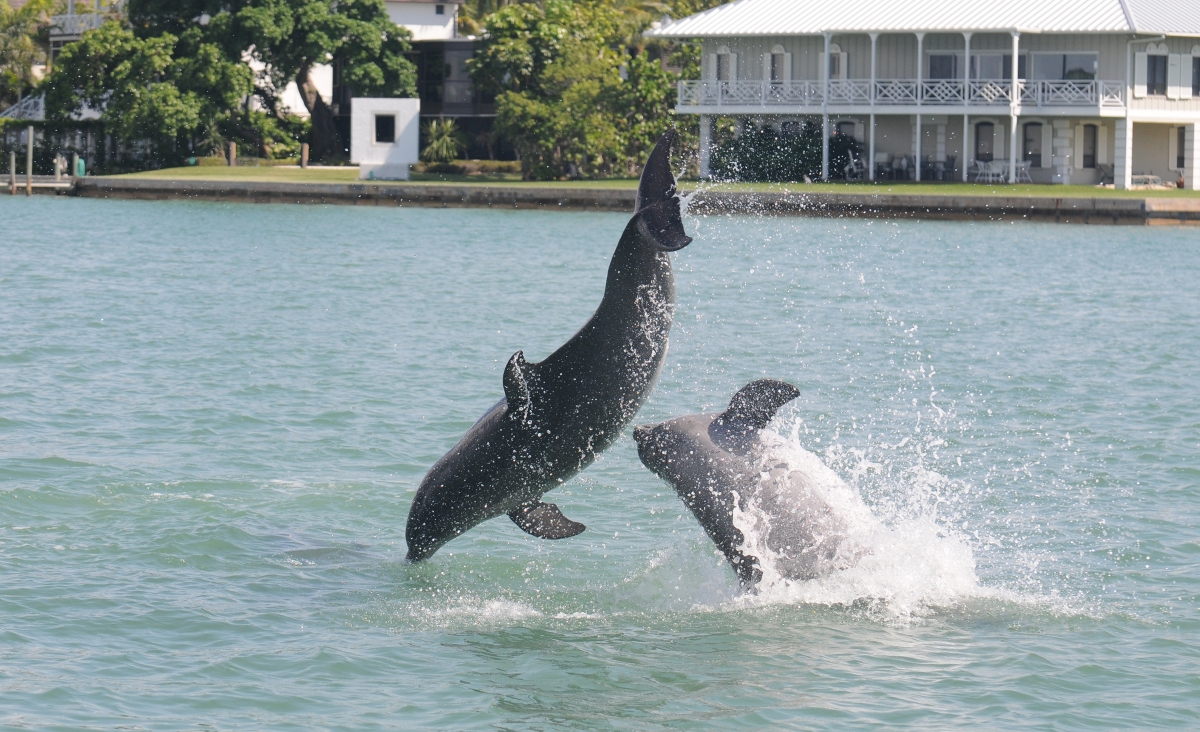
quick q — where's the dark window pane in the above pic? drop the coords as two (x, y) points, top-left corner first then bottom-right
(1179, 126), (1187, 170)
(837, 121), (856, 138)
(1194, 57), (1199, 96)
(436, 4), (444, 14)
(1064, 54), (1097, 80)
(1002, 54), (1027, 80)
(975, 122), (994, 162)
(1083, 124), (1097, 169)
(929, 54), (956, 79)
(1023, 123), (1042, 163)
(1148, 55), (1167, 95)
(1032, 54), (1063, 80)
(375, 115), (396, 143)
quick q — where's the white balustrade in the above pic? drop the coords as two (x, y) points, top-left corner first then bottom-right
(677, 79), (1124, 109)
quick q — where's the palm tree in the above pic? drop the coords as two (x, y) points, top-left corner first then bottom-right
(421, 118), (468, 164)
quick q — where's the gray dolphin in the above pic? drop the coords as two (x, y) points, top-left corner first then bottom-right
(406, 131), (692, 562)
(634, 380), (867, 589)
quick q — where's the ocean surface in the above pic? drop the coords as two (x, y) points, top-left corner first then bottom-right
(1, 195), (1198, 729)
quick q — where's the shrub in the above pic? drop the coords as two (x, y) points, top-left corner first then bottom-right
(710, 119), (863, 182)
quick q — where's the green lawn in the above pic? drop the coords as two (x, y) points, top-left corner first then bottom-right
(114, 166), (1200, 198)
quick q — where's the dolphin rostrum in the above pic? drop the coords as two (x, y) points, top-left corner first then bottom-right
(406, 130), (692, 562)
(634, 380), (868, 589)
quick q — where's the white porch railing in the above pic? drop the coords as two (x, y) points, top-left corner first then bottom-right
(678, 80), (1125, 109)
(50, 13), (108, 37)
(0, 95), (45, 120)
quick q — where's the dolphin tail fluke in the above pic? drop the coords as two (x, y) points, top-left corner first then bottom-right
(724, 379), (801, 431)
(509, 500), (586, 539)
(635, 129), (692, 252)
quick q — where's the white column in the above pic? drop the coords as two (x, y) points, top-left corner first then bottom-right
(1184, 123), (1199, 190)
(699, 114), (712, 179)
(915, 115), (922, 181)
(915, 32), (924, 181)
(1114, 117), (1133, 189)
(1009, 31), (1020, 184)
(822, 32), (831, 181)
(869, 33), (878, 181)
(963, 32), (972, 181)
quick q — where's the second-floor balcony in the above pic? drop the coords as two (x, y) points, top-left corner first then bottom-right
(679, 79), (1126, 111)
(50, 13), (107, 38)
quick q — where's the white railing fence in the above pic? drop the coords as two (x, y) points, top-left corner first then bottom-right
(678, 79), (1125, 109)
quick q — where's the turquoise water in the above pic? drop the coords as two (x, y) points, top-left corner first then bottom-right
(1, 196), (1198, 729)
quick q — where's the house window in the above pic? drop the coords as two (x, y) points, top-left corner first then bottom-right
(716, 53), (731, 81)
(1023, 122), (1042, 164)
(435, 4), (445, 14)
(375, 114), (396, 143)
(1083, 124), (1097, 169)
(837, 121), (856, 138)
(1179, 127), (1187, 171)
(1194, 57), (1200, 96)
(1147, 55), (1168, 95)
(929, 54), (957, 80)
(770, 53), (786, 82)
(975, 122), (994, 162)
(973, 54), (1026, 80)
(1032, 54), (1097, 80)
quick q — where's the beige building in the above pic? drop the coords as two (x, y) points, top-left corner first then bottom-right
(648, 0), (1200, 189)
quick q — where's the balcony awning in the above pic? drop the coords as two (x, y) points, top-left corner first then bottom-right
(646, 0), (1200, 38)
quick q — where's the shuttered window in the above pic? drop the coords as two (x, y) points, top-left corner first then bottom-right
(1147, 55), (1168, 95)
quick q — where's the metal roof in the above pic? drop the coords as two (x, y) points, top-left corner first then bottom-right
(646, 0), (1200, 37)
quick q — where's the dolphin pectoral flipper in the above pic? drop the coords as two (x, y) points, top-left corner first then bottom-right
(508, 501), (586, 539)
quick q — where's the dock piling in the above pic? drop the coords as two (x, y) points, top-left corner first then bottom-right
(25, 125), (33, 197)
(8, 151), (14, 195)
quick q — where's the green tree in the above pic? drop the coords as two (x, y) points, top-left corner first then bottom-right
(0, 0), (54, 110)
(124, 0), (417, 160)
(42, 21), (254, 162)
(421, 118), (468, 163)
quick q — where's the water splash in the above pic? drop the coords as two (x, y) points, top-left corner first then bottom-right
(727, 420), (987, 621)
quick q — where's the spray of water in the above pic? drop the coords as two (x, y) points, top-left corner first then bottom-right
(724, 418), (990, 620)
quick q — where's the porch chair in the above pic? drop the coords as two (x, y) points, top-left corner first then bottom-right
(844, 157), (866, 181)
(1097, 163), (1114, 185)
(1016, 160), (1033, 183)
(874, 152), (891, 180)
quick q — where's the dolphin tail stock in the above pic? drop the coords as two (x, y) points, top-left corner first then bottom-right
(509, 500), (586, 539)
(635, 129), (692, 253)
(723, 379), (801, 431)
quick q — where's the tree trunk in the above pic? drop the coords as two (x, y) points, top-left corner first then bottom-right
(296, 65), (341, 161)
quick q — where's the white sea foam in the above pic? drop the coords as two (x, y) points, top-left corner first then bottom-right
(416, 598), (544, 629)
(727, 421), (991, 620)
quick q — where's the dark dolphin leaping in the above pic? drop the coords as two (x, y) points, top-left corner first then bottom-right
(634, 380), (867, 589)
(406, 130), (692, 562)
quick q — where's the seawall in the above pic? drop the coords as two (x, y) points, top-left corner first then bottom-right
(69, 177), (1200, 225)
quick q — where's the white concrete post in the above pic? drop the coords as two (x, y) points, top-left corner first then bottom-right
(963, 32), (972, 181)
(822, 32), (831, 181)
(869, 33), (878, 181)
(915, 32), (924, 181)
(1009, 31), (1020, 184)
(1114, 117), (1133, 189)
(1184, 123), (1199, 190)
(699, 114), (712, 179)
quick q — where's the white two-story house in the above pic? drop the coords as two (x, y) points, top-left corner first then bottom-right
(648, 0), (1200, 189)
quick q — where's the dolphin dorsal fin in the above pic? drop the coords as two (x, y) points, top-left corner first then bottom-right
(503, 350), (535, 415)
(721, 379), (801, 431)
(635, 129), (692, 252)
